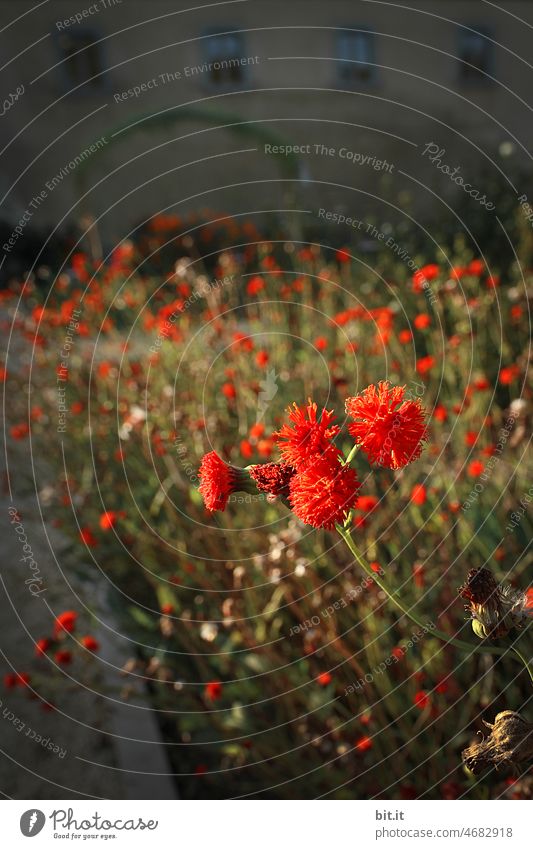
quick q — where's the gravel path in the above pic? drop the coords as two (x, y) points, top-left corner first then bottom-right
(0, 306), (177, 799)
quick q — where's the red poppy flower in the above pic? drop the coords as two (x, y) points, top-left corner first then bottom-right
(416, 355), (435, 376)
(10, 423), (29, 440)
(222, 382), (236, 400)
(467, 460), (484, 478)
(255, 350), (269, 367)
(433, 405), (448, 423)
(467, 259), (484, 276)
(257, 438), (274, 458)
(240, 439), (253, 459)
(411, 484), (427, 505)
(412, 264), (439, 292)
(345, 382), (428, 469)
(413, 563), (424, 588)
(54, 610), (77, 635)
(249, 462), (295, 497)
(246, 276), (265, 295)
(288, 456), (360, 530)
(317, 672), (332, 686)
(198, 451), (251, 512)
(465, 431), (478, 447)
(314, 336), (328, 351)
(414, 690), (430, 710)
(499, 365), (520, 385)
(81, 635), (100, 652)
(55, 650), (72, 665)
(398, 329), (412, 344)
(273, 400), (340, 470)
(35, 638), (51, 656)
(414, 313), (431, 330)
(355, 735), (373, 752)
(99, 511), (118, 531)
(205, 681), (222, 701)
(355, 494), (379, 513)
(336, 248), (351, 263)
(80, 527), (98, 547)
(249, 422), (265, 440)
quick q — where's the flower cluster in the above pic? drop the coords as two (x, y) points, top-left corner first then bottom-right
(198, 382), (428, 530)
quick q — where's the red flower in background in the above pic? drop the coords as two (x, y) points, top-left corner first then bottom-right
(198, 451), (251, 512)
(54, 610), (77, 635)
(221, 382), (236, 400)
(289, 456), (360, 530)
(99, 511), (118, 531)
(35, 638), (51, 656)
(411, 484), (427, 506)
(412, 264), (439, 292)
(205, 681), (222, 701)
(433, 405), (448, 423)
(80, 527), (98, 547)
(81, 635), (100, 652)
(416, 355), (435, 376)
(468, 259), (484, 276)
(467, 460), (484, 478)
(414, 313), (431, 330)
(355, 735), (373, 752)
(414, 690), (430, 710)
(273, 400), (340, 469)
(336, 248), (351, 263)
(317, 672), (332, 686)
(499, 365), (520, 385)
(240, 439), (253, 459)
(246, 276), (264, 295)
(355, 495), (379, 513)
(345, 382), (427, 469)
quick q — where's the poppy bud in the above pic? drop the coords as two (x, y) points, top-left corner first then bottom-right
(459, 567), (531, 639)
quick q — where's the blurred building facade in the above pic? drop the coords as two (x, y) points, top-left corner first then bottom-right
(1, 0), (531, 244)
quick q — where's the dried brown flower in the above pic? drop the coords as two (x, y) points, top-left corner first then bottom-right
(462, 711), (533, 774)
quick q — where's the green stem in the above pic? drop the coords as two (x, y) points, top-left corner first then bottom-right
(337, 525), (509, 659)
(510, 644), (533, 686)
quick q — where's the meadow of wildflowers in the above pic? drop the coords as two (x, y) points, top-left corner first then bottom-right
(2, 211), (532, 799)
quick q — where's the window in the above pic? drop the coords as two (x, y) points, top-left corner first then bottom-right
(204, 30), (247, 87)
(336, 29), (376, 85)
(56, 29), (105, 90)
(458, 27), (493, 83)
